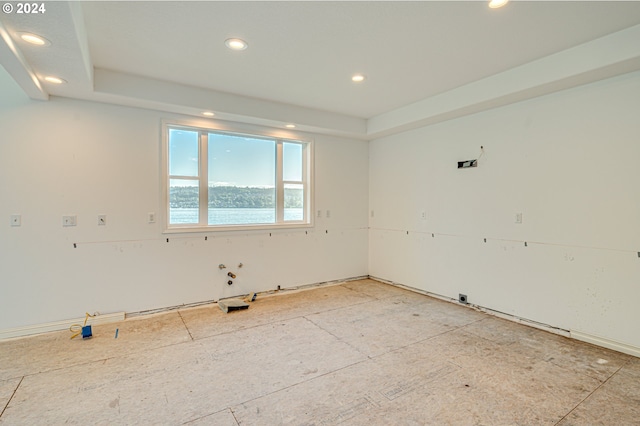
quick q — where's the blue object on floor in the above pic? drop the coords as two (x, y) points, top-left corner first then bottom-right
(81, 325), (92, 339)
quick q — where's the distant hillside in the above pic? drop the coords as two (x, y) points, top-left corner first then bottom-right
(170, 186), (303, 208)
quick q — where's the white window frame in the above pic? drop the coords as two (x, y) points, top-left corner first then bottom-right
(161, 119), (314, 233)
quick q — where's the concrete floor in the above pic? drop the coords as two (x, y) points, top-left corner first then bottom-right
(0, 279), (638, 425)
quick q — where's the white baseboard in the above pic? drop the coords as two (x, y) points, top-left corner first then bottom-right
(570, 330), (640, 358)
(476, 307), (571, 338)
(1, 277), (371, 339)
(0, 312), (126, 341)
(369, 276), (639, 358)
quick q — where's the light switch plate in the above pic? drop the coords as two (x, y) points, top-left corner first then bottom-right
(63, 215), (77, 227)
(10, 214), (21, 227)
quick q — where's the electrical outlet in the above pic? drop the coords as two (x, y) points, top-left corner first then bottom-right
(63, 215), (77, 227)
(421, 211), (427, 220)
(326, 210), (331, 218)
(459, 294), (468, 304)
(317, 210), (322, 218)
(371, 210), (374, 218)
(148, 212), (156, 223)
(515, 213), (523, 224)
(10, 214), (21, 227)
(98, 215), (107, 226)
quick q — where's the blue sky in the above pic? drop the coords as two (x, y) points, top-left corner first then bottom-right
(169, 129), (302, 187)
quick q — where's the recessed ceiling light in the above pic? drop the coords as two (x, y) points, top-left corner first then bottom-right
(488, 0), (509, 8)
(225, 38), (248, 51)
(43, 76), (66, 84)
(202, 112), (215, 117)
(351, 74), (366, 83)
(285, 124), (296, 129)
(18, 32), (50, 46)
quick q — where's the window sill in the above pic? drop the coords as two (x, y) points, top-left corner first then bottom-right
(163, 221), (314, 234)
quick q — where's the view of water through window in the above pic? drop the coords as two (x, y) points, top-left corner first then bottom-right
(167, 126), (309, 228)
(170, 207), (303, 225)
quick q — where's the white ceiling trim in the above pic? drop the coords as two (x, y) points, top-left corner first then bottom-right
(2, 5), (640, 141)
(89, 23), (640, 140)
(367, 24), (640, 139)
(0, 20), (47, 101)
(68, 1), (93, 90)
(91, 68), (367, 139)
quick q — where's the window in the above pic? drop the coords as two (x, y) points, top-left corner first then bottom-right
(164, 122), (312, 231)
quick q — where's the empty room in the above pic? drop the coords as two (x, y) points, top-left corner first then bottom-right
(1, 1), (639, 424)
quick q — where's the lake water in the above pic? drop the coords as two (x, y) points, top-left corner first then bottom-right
(170, 207), (303, 225)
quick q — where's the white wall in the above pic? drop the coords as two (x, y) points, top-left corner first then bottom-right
(4, 61), (640, 356)
(369, 71), (640, 352)
(0, 67), (369, 331)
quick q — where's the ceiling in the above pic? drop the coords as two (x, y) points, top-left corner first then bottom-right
(2, 1), (640, 139)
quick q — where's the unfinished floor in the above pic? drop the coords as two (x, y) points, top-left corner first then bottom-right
(0, 279), (638, 425)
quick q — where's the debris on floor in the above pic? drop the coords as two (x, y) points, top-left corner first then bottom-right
(69, 312), (96, 340)
(244, 293), (258, 303)
(218, 298), (250, 313)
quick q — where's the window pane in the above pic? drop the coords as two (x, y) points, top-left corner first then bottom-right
(284, 183), (304, 221)
(208, 133), (276, 225)
(169, 179), (199, 224)
(283, 142), (302, 181)
(169, 129), (199, 177)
